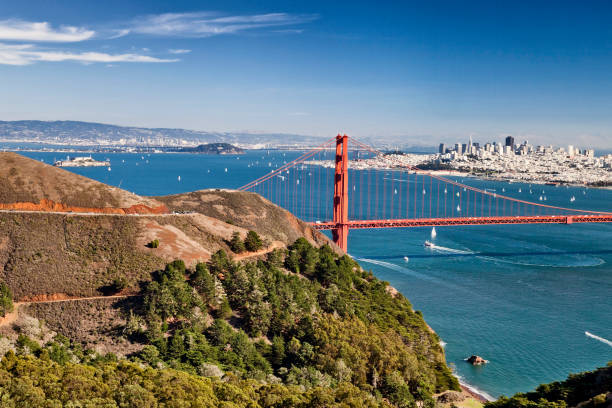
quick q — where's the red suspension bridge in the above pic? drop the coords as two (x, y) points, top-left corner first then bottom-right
(239, 135), (612, 252)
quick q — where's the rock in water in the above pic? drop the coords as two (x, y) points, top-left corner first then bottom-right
(466, 355), (488, 365)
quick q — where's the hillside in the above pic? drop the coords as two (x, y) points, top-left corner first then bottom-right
(0, 153), (459, 406)
(0, 152), (164, 211)
(156, 189), (330, 248)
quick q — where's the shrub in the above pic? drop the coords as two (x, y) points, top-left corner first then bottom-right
(148, 239), (160, 248)
(111, 276), (128, 292)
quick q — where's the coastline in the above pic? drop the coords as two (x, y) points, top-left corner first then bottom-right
(459, 381), (494, 403)
(417, 305), (494, 404)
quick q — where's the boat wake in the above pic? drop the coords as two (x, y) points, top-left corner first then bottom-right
(427, 244), (474, 255)
(585, 331), (612, 347)
(427, 242), (604, 268)
(356, 258), (446, 285)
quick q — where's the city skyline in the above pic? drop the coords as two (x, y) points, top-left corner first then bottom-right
(1, 1), (612, 147)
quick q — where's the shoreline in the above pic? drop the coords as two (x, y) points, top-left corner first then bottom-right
(459, 380), (495, 403)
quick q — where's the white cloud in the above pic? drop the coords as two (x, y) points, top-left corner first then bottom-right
(0, 11), (316, 66)
(126, 12), (317, 37)
(0, 19), (94, 42)
(108, 29), (130, 39)
(0, 43), (178, 65)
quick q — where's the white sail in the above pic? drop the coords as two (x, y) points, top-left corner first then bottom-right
(431, 227), (437, 238)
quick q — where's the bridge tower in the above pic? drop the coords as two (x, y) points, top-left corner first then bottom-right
(333, 134), (349, 252)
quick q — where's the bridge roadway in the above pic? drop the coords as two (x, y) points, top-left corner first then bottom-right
(309, 214), (612, 230)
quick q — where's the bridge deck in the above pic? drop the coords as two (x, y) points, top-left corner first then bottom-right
(309, 214), (612, 230)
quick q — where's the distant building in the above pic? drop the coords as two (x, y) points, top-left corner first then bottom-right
(505, 136), (515, 149)
(439, 143), (446, 154)
(455, 143), (462, 154)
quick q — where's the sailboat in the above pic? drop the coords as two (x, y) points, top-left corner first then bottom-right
(177, 175), (181, 182)
(570, 196), (576, 202)
(431, 227), (437, 239)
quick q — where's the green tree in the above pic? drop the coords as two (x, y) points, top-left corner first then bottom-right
(229, 232), (245, 254)
(244, 231), (263, 252)
(192, 263), (216, 304)
(218, 297), (232, 320)
(266, 248), (286, 268)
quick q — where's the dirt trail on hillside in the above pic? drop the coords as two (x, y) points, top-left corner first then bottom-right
(0, 294), (139, 328)
(233, 241), (284, 260)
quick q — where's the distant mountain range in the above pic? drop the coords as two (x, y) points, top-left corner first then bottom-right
(0, 120), (439, 151)
(0, 120), (326, 148)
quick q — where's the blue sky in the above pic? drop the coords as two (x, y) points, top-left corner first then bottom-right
(1, 0), (611, 147)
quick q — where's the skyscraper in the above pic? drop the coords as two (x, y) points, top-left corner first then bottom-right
(439, 143), (446, 154)
(505, 136), (515, 149)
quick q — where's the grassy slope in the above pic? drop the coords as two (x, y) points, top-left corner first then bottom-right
(155, 189), (333, 249)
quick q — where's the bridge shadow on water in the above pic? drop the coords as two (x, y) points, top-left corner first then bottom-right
(361, 249), (612, 260)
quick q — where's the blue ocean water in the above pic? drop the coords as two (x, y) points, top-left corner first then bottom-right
(12, 149), (612, 398)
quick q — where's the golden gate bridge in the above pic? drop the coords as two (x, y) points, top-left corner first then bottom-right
(239, 135), (612, 252)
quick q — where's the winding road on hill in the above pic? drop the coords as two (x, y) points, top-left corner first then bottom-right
(0, 209), (193, 217)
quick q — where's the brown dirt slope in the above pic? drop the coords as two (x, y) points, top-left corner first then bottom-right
(0, 152), (162, 209)
(155, 189), (335, 249)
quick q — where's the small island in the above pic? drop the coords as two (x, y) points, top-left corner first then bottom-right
(177, 143), (244, 154)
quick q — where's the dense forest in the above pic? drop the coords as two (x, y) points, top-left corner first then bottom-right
(0, 237), (458, 407)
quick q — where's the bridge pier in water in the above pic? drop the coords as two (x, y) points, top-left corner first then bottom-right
(332, 134), (349, 252)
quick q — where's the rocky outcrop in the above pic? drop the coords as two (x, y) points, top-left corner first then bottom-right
(436, 390), (466, 403)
